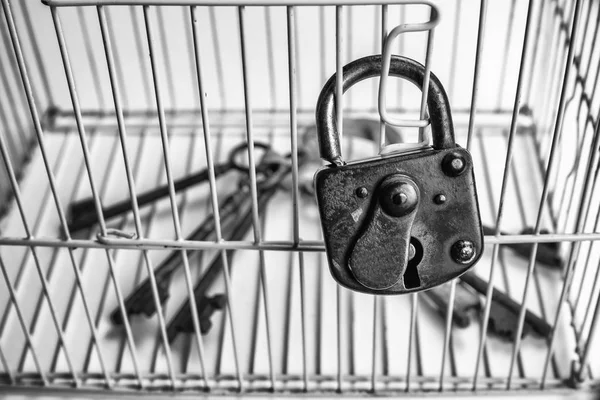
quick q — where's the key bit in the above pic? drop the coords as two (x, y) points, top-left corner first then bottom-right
(488, 301), (535, 341)
(460, 271), (552, 340)
(483, 225), (561, 268)
(167, 293), (226, 341)
(423, 281), (481, 328)
(166, 185), (279, 341)
(166, 252), (232, 342)
(110, 189), (251, 325)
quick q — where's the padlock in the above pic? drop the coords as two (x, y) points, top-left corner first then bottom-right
(314, 55), (483, 295)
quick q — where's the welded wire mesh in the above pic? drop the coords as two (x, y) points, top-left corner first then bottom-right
(0, 0), (599, 395)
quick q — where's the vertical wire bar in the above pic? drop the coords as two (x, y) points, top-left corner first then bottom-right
(76, 7), (107, 110)
(405, 293), (418, 391)
(370, 294), (378, 392)
(97, 5), (176, 388)
(264, 7), (277, 110)
(0, 8), (29, 149)
(466, 0), (488, 148)
(128, 6), (152, 106)
(378, 4), (388, 149)
(538, 0), (572, 152)
(143, 4), (210, 387)
(578, 288), (600, 379)
(287, 5), (307, 391)
(235, 6), (285, 391)
(441, 1), (482, 386)
(194, 8), (228, 376)
(111, 134), (151, 380)
(346, 6), (352, 110)
(0, 6), (38, 123)
(514, 0), (584, 389)
(447, 0), (461, 99)
(471, 0), (536, 390)
(19, 1), (54, 106)
(317, 4), (326, 381)
(189, 7), (224, 381)
(0, 341), (12, 384)
(0, 98), (19, 165)
(438, 280), (456, 391)
(208, 7), (226, 109)
(533, 0), (565, 140)
(182, 7), (198, 111)
(157, 8), (176, 108)
(248, 215), (267, 376)
(0, 20), (28, 152)
(494, 0), (517, 110)
(1, 0), (84, 385)
(372, 4), (387, 391)
(335, 5), (344, 392)
(417, 9), (435, 143)
(0, 135), (46, 385)
(396, 5), (406, 110)
(524, 0), (548, 106)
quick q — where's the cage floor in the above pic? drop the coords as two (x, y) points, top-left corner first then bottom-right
(0, 118), (590, 392)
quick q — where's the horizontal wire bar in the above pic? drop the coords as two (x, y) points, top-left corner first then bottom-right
(0, 371), (566, 388)
(43, 0), (440, 7)
(0, 232), (599, 251)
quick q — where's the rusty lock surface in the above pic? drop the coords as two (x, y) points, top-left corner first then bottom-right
(313, 55), (484, 295)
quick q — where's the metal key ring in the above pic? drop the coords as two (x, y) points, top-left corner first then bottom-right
(237, 159), (290, 192)
(229, 141), (275, 173)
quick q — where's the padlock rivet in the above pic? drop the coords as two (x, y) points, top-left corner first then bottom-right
(451, 240), (476, 264)
(434, 194), (447, 204)
(442, 152), (467, 177)
(356, 187), (369, 198)
(393, 193), (408, 205)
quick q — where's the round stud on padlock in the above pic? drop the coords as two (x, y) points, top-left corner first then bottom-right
(442, 151), (468, 177)
(379, 175), (419, 217)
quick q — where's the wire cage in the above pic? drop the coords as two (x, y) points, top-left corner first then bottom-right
(0, 0), (599, 395)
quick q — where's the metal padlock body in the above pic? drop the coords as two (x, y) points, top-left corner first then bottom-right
(315, 147), (482, 294)
(314, 55), (483, 295)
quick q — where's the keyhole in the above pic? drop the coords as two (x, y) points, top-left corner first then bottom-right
(404, 237), (423, 289)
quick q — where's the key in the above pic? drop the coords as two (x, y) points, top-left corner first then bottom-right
(423, 281), (481, 328)
(166, 178), (281, 340)
(68, 142), (276, 233)
(110, 188), (251, 325)
(483, 225), (561, 268)
(460, 271), (552, 340)
(111, 153), (291, 326)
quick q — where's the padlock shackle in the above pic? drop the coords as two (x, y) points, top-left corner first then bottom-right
(316, 55), (455, 166)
